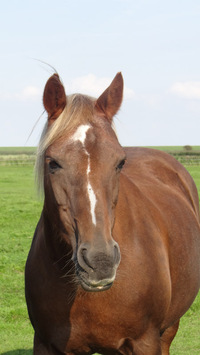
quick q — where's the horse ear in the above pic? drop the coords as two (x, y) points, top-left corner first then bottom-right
(95, 72), (123, 122)
(43, 74), (67, 122)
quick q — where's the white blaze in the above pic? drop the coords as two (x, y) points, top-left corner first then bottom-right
(72, 124), (91, 145)
(87, 182), (97, 225)
(71, 124), (97, 226)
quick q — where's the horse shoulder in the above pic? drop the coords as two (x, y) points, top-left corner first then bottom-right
(116, 147), (200, 328)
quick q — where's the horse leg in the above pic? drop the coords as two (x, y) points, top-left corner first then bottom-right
(33, 333), (51, 355)
(34, 333), (64, 355)
(160, 320), (180, 355)
(119, 329), (162, 355)
(134, 339), (162, 355)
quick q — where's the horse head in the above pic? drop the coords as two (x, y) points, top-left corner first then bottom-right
(38, 73), (126, 292)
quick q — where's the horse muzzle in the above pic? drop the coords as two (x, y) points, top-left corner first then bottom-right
(75, 240), (121, 292)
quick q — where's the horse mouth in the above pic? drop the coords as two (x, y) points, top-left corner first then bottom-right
(79, 277), (113, 292)
(77, 270), (114, 292)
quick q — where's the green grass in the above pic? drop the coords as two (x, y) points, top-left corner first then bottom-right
(0, 153), (200, 354)
(0, 147), (36, 155)
(170, 294), (200, 354)
(146, 145), (200, 152)
(0, 147), (36, 166)
(0, 165), (41, 353)
(0, 145), (200, 154)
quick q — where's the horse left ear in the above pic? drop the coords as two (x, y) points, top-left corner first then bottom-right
(43, 74), (67, 123)
(95, 72), (123, 122)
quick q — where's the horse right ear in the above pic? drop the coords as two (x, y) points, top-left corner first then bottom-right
(95, 72), (123, 122)
(43, 74), (67, 123)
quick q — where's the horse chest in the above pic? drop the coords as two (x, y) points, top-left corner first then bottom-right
(64, 292), (144, 354)
(66, 316), (129, 354)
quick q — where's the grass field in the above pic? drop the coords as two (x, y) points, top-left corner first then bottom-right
(0, 165), (40, 353)
(0, 148), (200, 354)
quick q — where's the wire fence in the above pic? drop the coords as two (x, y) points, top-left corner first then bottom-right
(0, 155), (36, 166)
(0, 153), (200, 166)
(172, 154), (200, 166)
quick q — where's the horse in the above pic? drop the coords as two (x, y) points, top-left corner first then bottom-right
(25, 72), (200, 355)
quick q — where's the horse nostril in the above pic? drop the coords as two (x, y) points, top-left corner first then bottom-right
(81, 248), (93, 270)
(114, 242), (121, 265)
(78, 241), (121, 278)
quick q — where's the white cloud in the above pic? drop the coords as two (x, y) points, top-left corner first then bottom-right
(169, 81), (200, 99)
(0, 91), (11, 100)
(124, 86), (136, 100)
(0, 86), (41, 101)
(68, 74), (135, 100)
(136, 93), (163, 109)
(15, 86), (41, 101)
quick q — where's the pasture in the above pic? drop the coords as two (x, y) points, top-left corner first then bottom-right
(0, 147), (200, 354)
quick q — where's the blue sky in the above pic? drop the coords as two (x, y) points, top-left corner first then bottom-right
(1, 0), (200, 147)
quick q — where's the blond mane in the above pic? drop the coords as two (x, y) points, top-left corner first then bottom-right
(35, 94), (95, 193)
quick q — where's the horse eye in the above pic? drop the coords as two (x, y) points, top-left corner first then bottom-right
(48, 160), (62, 174)
(116, 159), (126, 171)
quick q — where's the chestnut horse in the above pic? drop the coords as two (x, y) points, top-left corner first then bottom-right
(25, 73), (200, 354)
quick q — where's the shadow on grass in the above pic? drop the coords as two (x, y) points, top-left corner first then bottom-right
(1, 351), (32, 355)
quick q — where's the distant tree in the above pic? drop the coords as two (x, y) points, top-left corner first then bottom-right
(183, 145), (192, 151)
